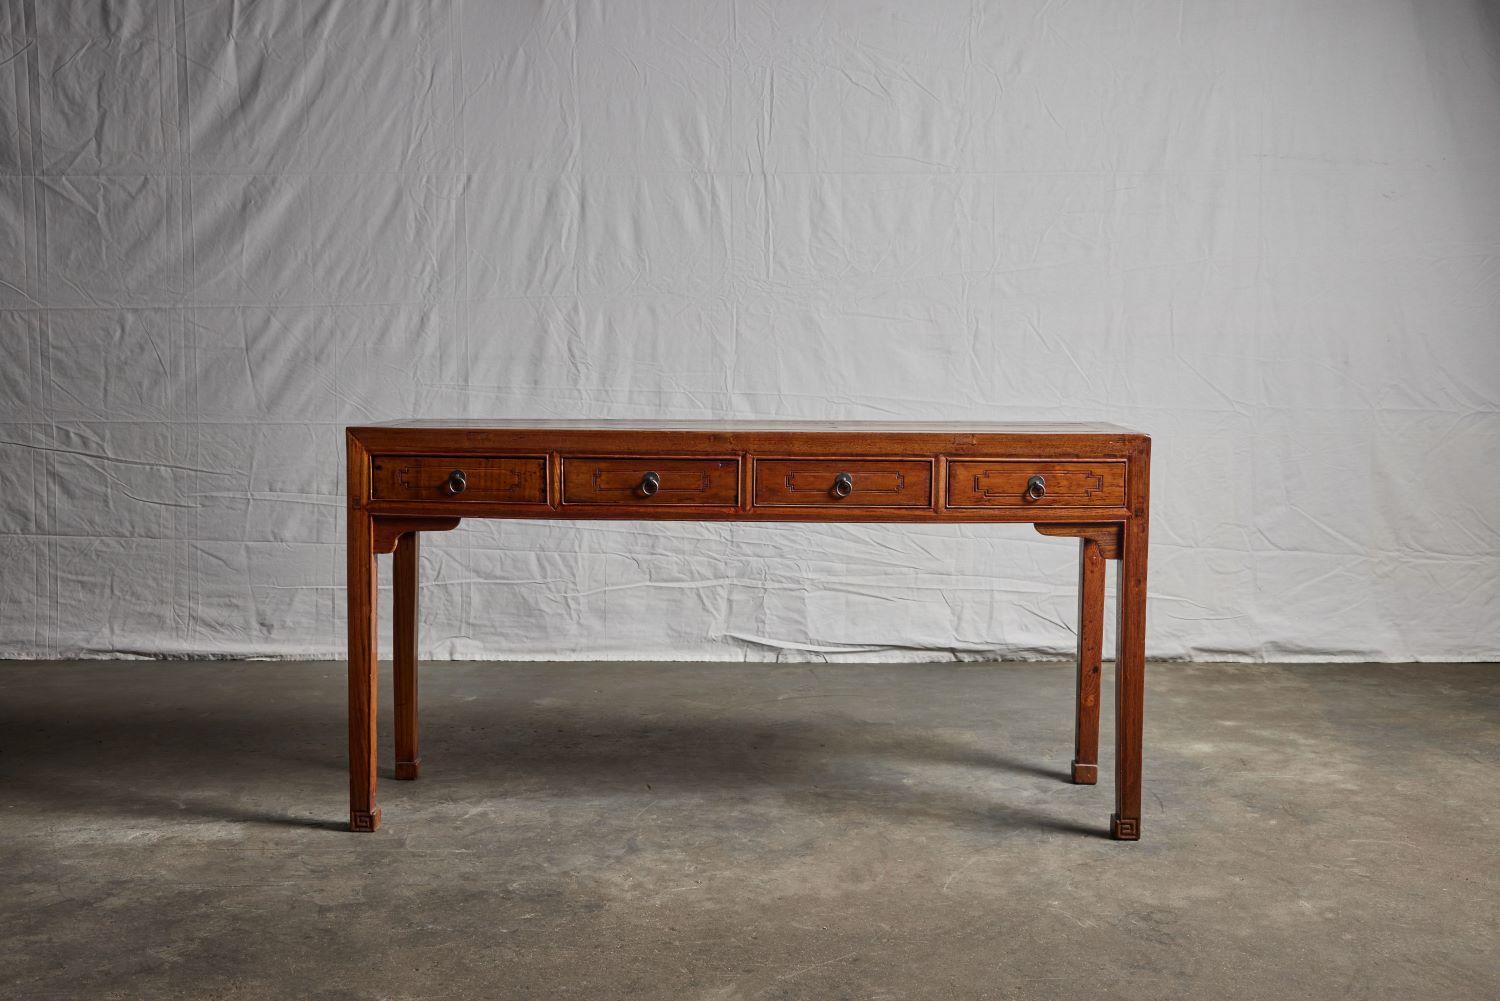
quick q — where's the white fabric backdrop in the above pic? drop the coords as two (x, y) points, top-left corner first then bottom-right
(2, 0), (1498, 662)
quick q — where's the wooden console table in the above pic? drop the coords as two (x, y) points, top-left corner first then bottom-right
(345, 421), (1151, 839)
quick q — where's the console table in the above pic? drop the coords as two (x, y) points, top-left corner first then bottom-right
(345, 421), (1151, 839)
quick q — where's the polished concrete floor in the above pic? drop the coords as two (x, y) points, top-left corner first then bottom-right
(1, 659), (1496, 1000)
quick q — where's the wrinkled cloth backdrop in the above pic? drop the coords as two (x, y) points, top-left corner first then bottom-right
(2, 0), (1498, 661)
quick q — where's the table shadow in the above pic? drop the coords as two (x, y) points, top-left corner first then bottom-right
(0, 691), (1105, 839)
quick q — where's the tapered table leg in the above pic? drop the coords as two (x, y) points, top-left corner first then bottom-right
(393, 532), (421, 780)
(1111, 515), (1148, 841)
(348, 508), (381, 832)
(1072, 538), (1105, 784)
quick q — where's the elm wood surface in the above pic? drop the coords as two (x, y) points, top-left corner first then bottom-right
(371, 455), (548, 504)
(753, 458), (933, 508)
(948, 459), (1127, 508)
(346, 421), (1151, 840)
(1072, 539), (1107, 785)
(366, 419), (1139, 431)
(345, 495), (379, 833)
(393, 534), (420, 782)
(562, 456), (740, 506)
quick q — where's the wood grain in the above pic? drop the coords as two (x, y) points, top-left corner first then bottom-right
(372, 516), (460, 555)
(753, 459), (932, 508)
(562, 456), (739, 505)
(346, 431), (380, 833)
(948, 460), (1126, 508)
(352, 425), (1145, 459)
(372, 455), (546, 504)
(1035, 522), (1122, 560)
(1072, 538), (1106, 785)
(345, 420), (1150, 840)
(393, 532), (420, 782)
(364, 418), (1139, 434)
(1112, 436), (1151, 841)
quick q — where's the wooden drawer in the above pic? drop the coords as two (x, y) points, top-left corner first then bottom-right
(561, 457), (740, 505)
(947, 460), (1126, 508)
(371, 455), (547, 503)
(754, 459), (932, 508)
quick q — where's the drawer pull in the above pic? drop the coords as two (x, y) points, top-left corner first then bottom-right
(832, 472), (854, 498)
(445, 469), (468, 495)
(639, 471), (661, 497)
(1025, 474), (1046, 501)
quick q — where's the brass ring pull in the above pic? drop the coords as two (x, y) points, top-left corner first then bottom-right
(1025, 474), (1046, 501)
(445, 469), (468, 495)
(832, 472), (854, 499)
(639, 471), (661, 497)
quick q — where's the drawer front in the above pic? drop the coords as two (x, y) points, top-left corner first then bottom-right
(562, 457), (740, 505)
(371, 456), (547, 503)
(947, 460), (1126, 508)
(754, 459), (933, 508)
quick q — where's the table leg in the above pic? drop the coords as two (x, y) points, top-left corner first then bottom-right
(393, 532), (421, 780)
(348, 508), (381, 832)
(1111, 516), (1148, 841)
(1072, 538), (1105, 785)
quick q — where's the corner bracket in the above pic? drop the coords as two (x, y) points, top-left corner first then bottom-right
(372, 516), (461, 555)
(1034, 522), (1123, 560)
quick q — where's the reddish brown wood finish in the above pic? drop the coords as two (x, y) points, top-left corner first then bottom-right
(562, 456), (740, 505)
(753, 458), (933, 508)
(372, 516), (460, 555)
(1034, 522), (1122, 559)
(345, 421), (1150, 839)
(346, 431), (380, 833)
(1111, 438), (1151, 841)
(372, 455), (547, 504)
(948, 460), (1126, 508)
(1072, 539), (1106, 785)
(393, 532), (420, 781)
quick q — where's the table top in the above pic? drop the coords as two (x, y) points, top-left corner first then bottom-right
(361, 419), (1146, 435)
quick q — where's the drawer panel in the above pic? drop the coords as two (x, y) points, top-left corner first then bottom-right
(947, 460), (1126, 508)
(754, 459), (932, 508)
(371, 455), (547, 503)
(562, 457), (740, 505)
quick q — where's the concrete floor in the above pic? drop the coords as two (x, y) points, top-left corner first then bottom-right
(1, 660), (1496, 1000)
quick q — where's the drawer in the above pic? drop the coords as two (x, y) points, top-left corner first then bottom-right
(947, 460), (1126, 508)
(371, 455), (547, 503)
(754, 459), (932, 508)
(561, 457), (740, 505)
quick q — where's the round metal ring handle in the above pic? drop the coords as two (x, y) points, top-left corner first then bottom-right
(1025, 474), (1046, 501)
(445, 469), (468, 495)
(832, 472), (854, 499)
(639, 471), (661, 497)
